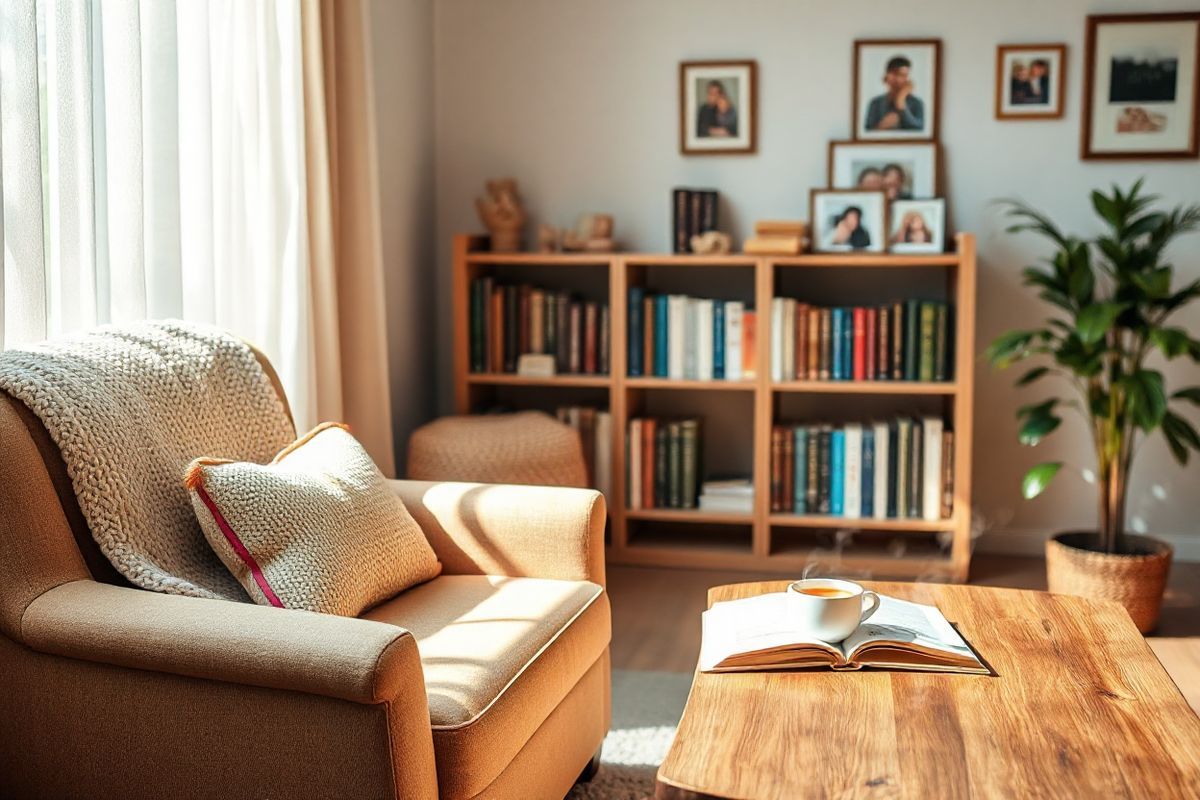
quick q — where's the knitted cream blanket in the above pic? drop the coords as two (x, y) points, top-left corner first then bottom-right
(0, 321), (296, 600)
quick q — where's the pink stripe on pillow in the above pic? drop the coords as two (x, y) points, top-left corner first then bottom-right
(194, 484), (285, 608)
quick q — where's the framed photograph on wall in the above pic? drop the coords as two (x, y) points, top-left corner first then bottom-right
(853, 39), (941, 142)
(1082, 13), (1200, 159)
(810, 189), (888, 254)
(680, 60), (757, 155)
(996, 44), (1067, 119)
(890, 199), (946, 254)
(828, 140), (939, 200)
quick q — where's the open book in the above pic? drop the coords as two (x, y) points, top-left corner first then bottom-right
(700, 592), (987, 674)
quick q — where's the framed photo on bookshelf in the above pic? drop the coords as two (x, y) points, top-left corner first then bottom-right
(1082, 12), (1200, 159)
(889, 199), (945, 254)
(810, 189), (888, 254)
(828, 140), (939, 200)
(996, 44), (1067, 120)
(679, 60), (758, 155)
(853, 39), (941, 142)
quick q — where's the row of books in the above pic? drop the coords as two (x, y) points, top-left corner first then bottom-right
(627, 289), (758, 380)
(770, 417), (954, 521)
(469, 278), (610, 374)
(627, 418), (703, 509)
(671, 188), (719, 254)
(555, 406), (613, 501)
(768, 299), (953, 383)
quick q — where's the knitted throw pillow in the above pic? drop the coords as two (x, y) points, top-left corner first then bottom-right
(185, 422), (441, 616)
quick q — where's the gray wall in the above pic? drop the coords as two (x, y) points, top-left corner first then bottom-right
(395, 0), (1200, 555)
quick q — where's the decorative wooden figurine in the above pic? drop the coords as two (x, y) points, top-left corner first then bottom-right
(690, 231), (732, 254)
(475, 179), (526, 252)
(562, 213), (617, 252)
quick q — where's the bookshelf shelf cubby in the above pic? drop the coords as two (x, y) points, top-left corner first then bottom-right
(453, 232), (976, 581)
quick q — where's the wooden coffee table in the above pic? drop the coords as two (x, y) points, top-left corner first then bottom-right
(656, 581), (1200, 799)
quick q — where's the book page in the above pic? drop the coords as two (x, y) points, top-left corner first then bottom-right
(699, 594), (842, 672)
(842, 595), (981, 669)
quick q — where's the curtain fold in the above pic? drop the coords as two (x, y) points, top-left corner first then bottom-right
(301, 0), (396, 476)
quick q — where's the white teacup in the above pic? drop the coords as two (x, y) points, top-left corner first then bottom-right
(786, 578), (880, 642)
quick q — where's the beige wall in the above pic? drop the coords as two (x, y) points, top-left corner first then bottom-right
(369, 0), (436, 468)
(420, 0), (1200, 557)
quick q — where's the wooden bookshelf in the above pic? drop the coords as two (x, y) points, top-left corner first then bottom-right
(452, 233), (976, 581)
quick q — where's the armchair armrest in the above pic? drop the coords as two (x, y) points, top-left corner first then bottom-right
(389, 480), (606, 586)
(20, 580), (424, 705)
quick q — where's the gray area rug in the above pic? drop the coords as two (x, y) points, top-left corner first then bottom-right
(566, 669), (693, 800)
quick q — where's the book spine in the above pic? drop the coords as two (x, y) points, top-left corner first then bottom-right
(891, 301), (904, 380)
(830, 429), (845, 516)
(807, 306), (820, 380)
(769, 298), (784, 382)
(861, 428), (875, 518)
(864, 307), (877, 383)
(668, 422), (682, 508)
(904, 299), (920, 381)
(819, 308), (832, 380)
(919, 302), (936, 382)
(793, 427), (808, 514)
(852, 307), (866, 381)
(922, 416), (943, 521)
(668, 295), (686, 379)
(805, 426), (820, 512)
(583, 302), (598, 374)
(770, 427), (784, 512)
(530, 288), (545, 355)
(642, 418), (657, 510)
(843, 424), (862, 518)
(689, 192), (703, 252)
(518, 285), (531, 356)
(701, 190), (718, 233)
(724, 301), (743, 381)
(817, 427), (831, 514)
(895, 419), (910, 518)
(628, 287), (645, 377)
(599, 304), (611, 375)
(684, 299), (699, 380)
(940, 430), (955, 519)
(934, 302), (950, 382)
(781, 426), (794, 512)
(654, 295), (669, 377)
(841, 308), (853, 381)
(469, 279), (484, 373)
(554, 291), (570, 372)
(628, 419), (643, 509)
(655, 425), (669, 507)
(783, 300), (796, 381)
(742, 310), (757, 379)
(568, 302), (582, 373)
(795, 303), (808, 383)
(713, 300), (726, 380)
(673, 189), (690, 254)
(504, 285), (519, 372)
(680, 420), (700, 508)
(490, 286), (504, 373)
(908, 418), (923, 518)
(697, 299), (714, 380)
(830, 308), (844, 381)
(872, 422), (889, 519)
(543, 291), (556, 358)
(876, 304), (890, 380)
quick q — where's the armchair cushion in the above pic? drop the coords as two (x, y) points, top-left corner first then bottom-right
(186, 423), (440, 616)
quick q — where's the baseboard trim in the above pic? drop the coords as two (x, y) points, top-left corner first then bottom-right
(976, 529), (1200, 562)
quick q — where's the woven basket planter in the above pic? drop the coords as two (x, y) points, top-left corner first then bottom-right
(1045, 532), (1173, 633)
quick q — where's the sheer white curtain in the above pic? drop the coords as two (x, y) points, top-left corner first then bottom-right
(0, 0), (318, 428)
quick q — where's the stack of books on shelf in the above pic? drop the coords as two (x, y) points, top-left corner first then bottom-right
(627, 288), (757, 380)
(555, 406), (613, 502)
(768, 298), (952, 382)
(626, 417), (703, 510)
(469, 278), (610, 375)
(770, 417), (953, 521)
(698, 478), (754, 514)
(671, 188), (719, 254)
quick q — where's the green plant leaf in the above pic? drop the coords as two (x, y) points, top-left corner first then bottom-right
(1162, 412), (1200, 466)
(1018, 409), (1061, 446)
(1125, 370), (1167, 432)
(1022, 462), (1062, 499)
(1016, 366), (1050, 386)
(1132, 267), (1171, 299)
(1075, 302), (1126, 345)
(985, 329), (1035, 367)
(1173, 387), (1200, 406)
(1092, 190), (1120, 229)
(1149, 328), (1191, 358)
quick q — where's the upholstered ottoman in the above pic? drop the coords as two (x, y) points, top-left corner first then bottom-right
(407, 411), (588, 487)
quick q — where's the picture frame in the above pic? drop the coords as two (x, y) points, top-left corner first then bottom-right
(679, 60), (758, 155)
(889, 199), (946, 254)
(809, 189), (889, 254)
(996, 44), (1067, 120)
(852, 39), (941, 142)
(827, 140), (940, 200)
(1082, 12), (1200, 160)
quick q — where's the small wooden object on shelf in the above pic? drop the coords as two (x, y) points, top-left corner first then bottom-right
(453, 233), (977, 581)
(475, 179), (526, 252)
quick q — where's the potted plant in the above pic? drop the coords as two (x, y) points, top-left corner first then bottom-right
(987, 180), (1200, 632)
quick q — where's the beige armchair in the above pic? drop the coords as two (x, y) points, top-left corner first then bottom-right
(0, 347), (610, 800)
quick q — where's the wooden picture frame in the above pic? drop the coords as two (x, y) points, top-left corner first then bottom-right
(826, 140), (941, 200)
(1082, 12), (1200, 160)
(809, 189), (889, 254)
(852, 39), (941, 142)
(995, 44), (1067, 120)
(679, 60), (758, 155)
(889, 198), (946, 254)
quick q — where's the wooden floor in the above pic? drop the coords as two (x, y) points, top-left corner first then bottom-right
(607, 554), (1200, 713)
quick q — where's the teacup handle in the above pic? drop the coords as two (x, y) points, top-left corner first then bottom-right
(860, 591), (881, 623)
